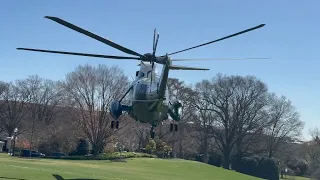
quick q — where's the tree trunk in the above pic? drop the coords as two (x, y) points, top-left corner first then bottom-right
(223, 148), (231, 169)
(172, 132), (176, 158)
(91, 139), (104, 156)
(203, 138), (209, 163)
(233, 138), (243, 171)
(233, 152), (243, 172)
(268, 146), (274, 158)
(178, 139), (183, 158)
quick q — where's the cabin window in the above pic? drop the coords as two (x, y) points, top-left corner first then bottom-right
(136, 71), (139, 76)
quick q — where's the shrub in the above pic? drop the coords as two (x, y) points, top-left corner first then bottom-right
(98, 152), (156, 160)
(43, 151), (157, 160)
(183, 152), (198, 161)
(70, 139), (90, 156)
(145, 139), (156, 154)
(154, 138), (172, 158)
(195, 154), (204, 162)
(251, 155), (261, 163)
(231, 154), (243, 172)
(257, 157), (279, 180)
(312, 169), (320, 180)
(239, 157), (259, 177)
(208, 150), (223, 167)
(287, 160), (309, 176)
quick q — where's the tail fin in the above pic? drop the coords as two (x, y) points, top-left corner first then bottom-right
(169, 65), (209, 71)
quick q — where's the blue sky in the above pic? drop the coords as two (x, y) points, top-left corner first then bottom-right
(1, 1), (319, 140)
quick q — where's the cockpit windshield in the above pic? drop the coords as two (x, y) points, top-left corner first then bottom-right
(147, 70), (158, 79)
(137, 71), (144, 78)
(136, 70), (155, 79)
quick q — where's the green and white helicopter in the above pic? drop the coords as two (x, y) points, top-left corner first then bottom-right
(17, 16), (266, 138)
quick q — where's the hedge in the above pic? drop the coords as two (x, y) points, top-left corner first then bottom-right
(42, 152), (157, 160)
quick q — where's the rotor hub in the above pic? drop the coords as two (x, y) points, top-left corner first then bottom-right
(143, 53), (153, 60)
(141, 53), (168, 65)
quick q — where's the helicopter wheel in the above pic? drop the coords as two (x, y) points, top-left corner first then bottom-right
(110, 120), (119, 129)
(169, 123), (178, 132)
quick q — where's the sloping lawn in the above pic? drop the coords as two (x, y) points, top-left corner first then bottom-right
(0, 153), (263, 180)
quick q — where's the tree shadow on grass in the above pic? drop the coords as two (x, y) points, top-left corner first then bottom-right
(0, 177), (27, 180)
(52, 174), (100, 180)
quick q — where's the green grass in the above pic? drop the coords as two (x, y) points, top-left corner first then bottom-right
(0, 153), (263, 180)
(280, 176), (311, 180)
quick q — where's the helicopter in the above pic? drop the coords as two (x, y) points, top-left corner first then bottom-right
(16, 16), (266, 138)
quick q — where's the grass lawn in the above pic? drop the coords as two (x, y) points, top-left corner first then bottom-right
(280, 176), (311, 180)
(0, 153), (262, 180)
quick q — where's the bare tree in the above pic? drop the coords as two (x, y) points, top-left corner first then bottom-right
(300, 141), (320, 174)
(111, 116), (141, 152)
(16, 75), (62, 153)
(165, 78), (196, 158)
(134, 122), (151, 150)
(189, 80), (217, 163)
(310, 127), (320, 146)
(0, 81), (6, 96)
(0, 82), (29, 136)
(0, 81), (8, 134)
(263, 93), (304, 158)
(59, 64), (129, 155)
(192, 74), (270, 169)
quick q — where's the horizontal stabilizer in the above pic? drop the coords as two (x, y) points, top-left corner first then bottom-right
(169, 65), (209, 71)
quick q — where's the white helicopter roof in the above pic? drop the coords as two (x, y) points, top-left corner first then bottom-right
(137, 61), (159, 74)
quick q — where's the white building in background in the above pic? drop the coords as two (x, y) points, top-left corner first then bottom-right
(0, 141), (4, 151)
(0, 136), (13, 152)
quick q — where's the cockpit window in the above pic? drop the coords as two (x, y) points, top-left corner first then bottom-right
(136, 71), (145, 78)
(138, 71), (144, 78)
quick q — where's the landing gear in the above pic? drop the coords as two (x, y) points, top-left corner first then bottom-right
(109, 101), (131, 130)
(110, 120), (119, 129)
(170, 123), (178, 132)
(150, 125), (156, 139)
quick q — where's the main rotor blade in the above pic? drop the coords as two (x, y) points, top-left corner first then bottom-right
(16, 48), (141, 60)
(171, 57), (270, 61)
(44, 16), (144, 57)
(166, 24), (265, 56)
(169, 65), (209, 71)
(153, 28), (156, 52)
